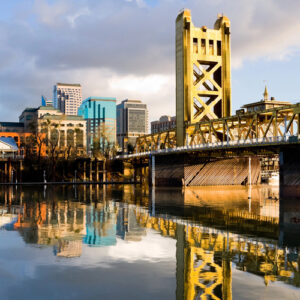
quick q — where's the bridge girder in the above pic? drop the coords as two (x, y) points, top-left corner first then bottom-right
(135, 104), (300, 154)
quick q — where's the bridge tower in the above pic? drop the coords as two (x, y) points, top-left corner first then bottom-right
(176, 10), (231, 146)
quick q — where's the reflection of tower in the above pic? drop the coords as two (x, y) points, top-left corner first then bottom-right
(176, 225), (232, 300)
(117, 205), (145, 241)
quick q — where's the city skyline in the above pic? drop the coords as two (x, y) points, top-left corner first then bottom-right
(1, 0), (300, 123)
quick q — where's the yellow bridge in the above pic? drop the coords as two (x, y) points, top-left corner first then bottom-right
(129, 10), (300, 155)
(135, 206), (299, 300)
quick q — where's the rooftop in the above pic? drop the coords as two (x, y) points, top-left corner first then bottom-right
(38, 106), (60, 111)
(0, 137), (18, 151)
(242, 86), (292, 109)
(40, 115), (84, 121)
(0, 122), (24, 128)
(22, 108), (38, 113)
(82, 97), (116, 104)
(56, 83), (81, 87)
(122, 99), (142, 103)
(242, 99), (292, 108)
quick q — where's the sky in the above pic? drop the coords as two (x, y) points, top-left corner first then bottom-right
(1, 0), (300, 123)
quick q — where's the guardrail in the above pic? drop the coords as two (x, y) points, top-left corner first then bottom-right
(0, 154), (24, 160)
(117, 135), (300, 159)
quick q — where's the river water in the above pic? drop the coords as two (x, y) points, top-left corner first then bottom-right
(0, 184), (299, 299)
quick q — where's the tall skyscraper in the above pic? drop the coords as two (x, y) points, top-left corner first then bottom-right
(78, 97), (116, 154)
(53, 83), (82, 115)
(117, 99), (148, 152)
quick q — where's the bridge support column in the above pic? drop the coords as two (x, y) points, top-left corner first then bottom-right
(89, 160), (93, 182)
(149, 155), (155, 186)
(8, 160), (12, 183)
(19, 160), (23, 183)
(103, 160), (107, 182)
(83, 161), (86, 181)
(95, 161), (99, 182)
(280, 148), (300, 197)
(4, 162), (7, 183)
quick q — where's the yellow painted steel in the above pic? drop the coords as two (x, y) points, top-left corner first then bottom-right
(176, 10), (231, 146)
(133, 197), (299, 300)
(135, 102), (300, 153)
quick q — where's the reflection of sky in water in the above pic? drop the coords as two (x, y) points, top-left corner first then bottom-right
(0, 185), (300, 299)
(0, 229), (176, 300)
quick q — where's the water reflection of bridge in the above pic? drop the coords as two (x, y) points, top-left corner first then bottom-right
(0, 185), (299, 299)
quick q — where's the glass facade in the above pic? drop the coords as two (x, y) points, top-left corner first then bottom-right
(78, 97), (116, 153)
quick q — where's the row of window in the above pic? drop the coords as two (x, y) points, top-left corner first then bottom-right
(193, 38), (222, 56)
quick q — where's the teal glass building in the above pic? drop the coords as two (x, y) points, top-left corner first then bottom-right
(78, 97), (116, 153)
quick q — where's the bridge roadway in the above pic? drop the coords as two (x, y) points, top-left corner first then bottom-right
(118, 134), (300, 159)
(128, 102), (300, 157)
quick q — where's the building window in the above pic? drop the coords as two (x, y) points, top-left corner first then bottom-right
(201, 39), (206, 55)
(209, 40), (214, 55)
(193, 38), (198, 53)
(217, 40), (221, 56)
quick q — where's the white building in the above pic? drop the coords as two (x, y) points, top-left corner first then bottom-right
(53, 83), (82, 115)
(19, 106), (87, 155)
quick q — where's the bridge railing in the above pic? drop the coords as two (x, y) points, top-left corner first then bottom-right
(117, 134), (300, 159)
(135, 103), (300, 154)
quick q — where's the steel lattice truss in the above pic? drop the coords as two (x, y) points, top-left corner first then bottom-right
(192, 60), (222, 123)
(136, 103), (300, 153)
(135, 208), (300, 300)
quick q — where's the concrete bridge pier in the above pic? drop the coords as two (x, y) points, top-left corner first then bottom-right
(280, 147), (300, 197)
(89, 160), (93, 182)
(151, 153), (261, 187)
(83, 161), (86, 181)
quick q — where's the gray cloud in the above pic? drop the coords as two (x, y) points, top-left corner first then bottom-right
(1, 0), (300, 122)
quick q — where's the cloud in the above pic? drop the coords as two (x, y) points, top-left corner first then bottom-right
(1, 0), (300, 123)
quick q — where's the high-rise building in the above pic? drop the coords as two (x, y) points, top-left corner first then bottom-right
(117, 99), (148, 152)
(151, 115), (176, 134)
(78, 97), (116, 154)
(53, 83), (82, 115)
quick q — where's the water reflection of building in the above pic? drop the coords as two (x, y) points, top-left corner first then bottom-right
(54, 240), (83, 258)
(13, 202), (86, 257)
(1, 184), (300, 297)
(0, 205), (20, 230)
(83, 203), (117, 247)
(117, 204), (146, 241)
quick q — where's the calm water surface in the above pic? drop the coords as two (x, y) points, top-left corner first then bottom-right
(0, 184), (300, 300)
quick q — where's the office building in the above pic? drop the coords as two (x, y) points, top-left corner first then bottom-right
(240, 86), (292, 114)
(41, 95), (53, 107)
(78, 97), (116, 153)
(117, 99), (148, 152)
(53, 83), (82, 115)
(0, 122), (24, 133)
(19, 106), (86, 155)
(151, 115), (176, 134)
